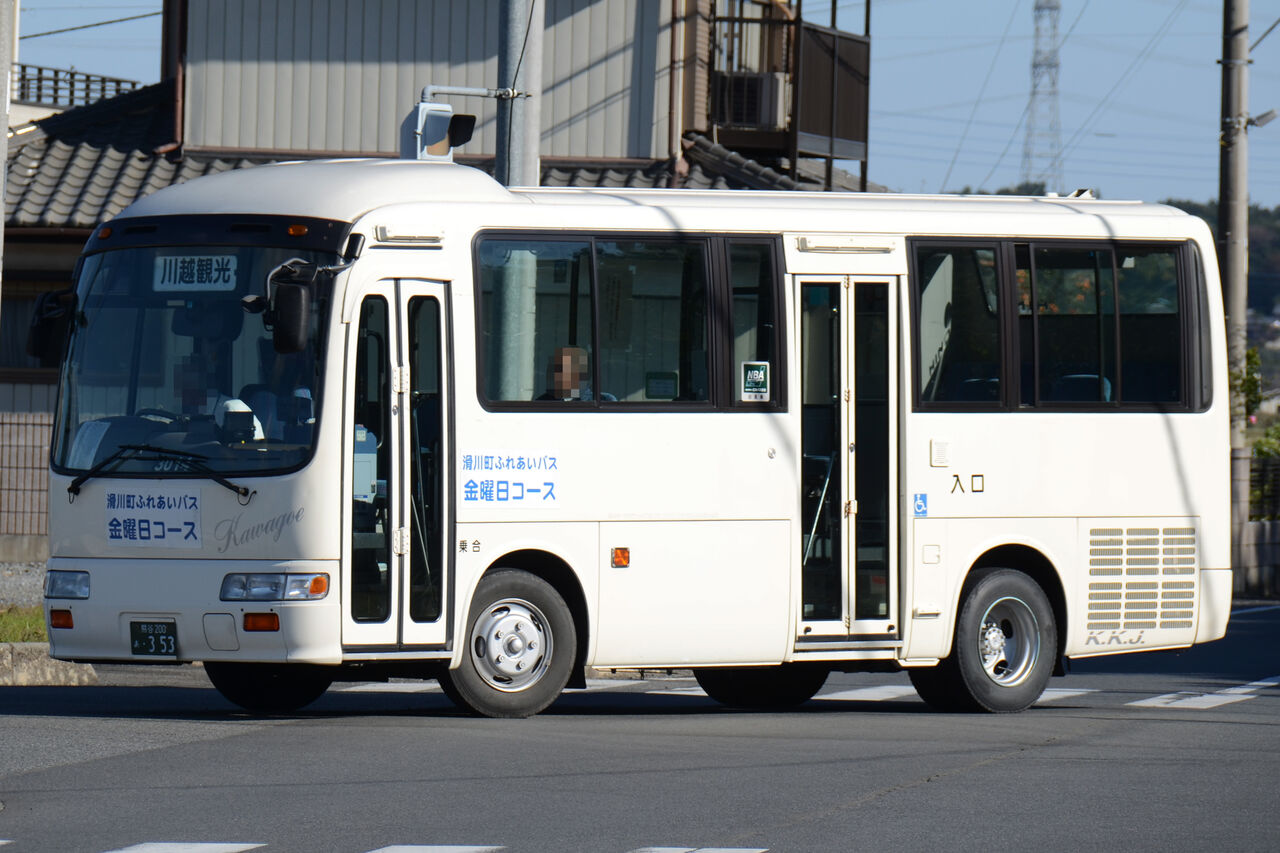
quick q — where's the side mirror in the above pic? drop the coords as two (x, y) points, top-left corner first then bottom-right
(272, 283), (310, 354)
(25, 290), (75, 367)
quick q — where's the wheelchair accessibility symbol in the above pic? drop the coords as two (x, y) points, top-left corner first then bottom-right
(913, 494), (928, 517)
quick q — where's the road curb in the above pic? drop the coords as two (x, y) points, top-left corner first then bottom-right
(0, 643), (97, 686)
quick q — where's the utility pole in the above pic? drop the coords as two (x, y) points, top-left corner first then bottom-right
(496, 0), (542, 187)
(0, 0), (13, 327)
(1220, 0), (1250, 572)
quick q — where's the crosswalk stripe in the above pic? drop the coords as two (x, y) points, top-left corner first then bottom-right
(644, 686), (712, 698)
(1128, 691), (1255, 709)
(630, 848), (768, 852)
(366, 846), (505, 852)
(332, 674), (1278, 712)
(101, 840), (267, 845)
(1035, 687), (1098, 704)
(1128, 675), (1280, 709)
(1231, 604), (1280, 616)
(337, 682), (442, 694)
(818, 685), (919, 702)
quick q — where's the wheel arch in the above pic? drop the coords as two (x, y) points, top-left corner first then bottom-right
(969, 544), (1068, 663)
(477, 548), (590, 689)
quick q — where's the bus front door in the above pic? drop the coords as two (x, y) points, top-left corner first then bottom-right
(344, 280), (451, 651)
(799, 277), (898, 642)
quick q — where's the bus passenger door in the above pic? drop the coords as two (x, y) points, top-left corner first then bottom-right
(343, 280), (450, 650)
(798, 277), (897, 641)
(397, 283), (450, 647)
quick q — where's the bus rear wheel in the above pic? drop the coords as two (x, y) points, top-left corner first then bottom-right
(440, 569), (576, 718)
(694, 665), (828, 709)
(914, 568), (1056, 713)
(204, 662), (333, 713)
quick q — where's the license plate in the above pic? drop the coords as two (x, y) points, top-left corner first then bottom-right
(130, 621), (177, 656)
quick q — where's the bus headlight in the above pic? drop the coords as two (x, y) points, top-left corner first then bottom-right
(220, 573), (329, 601)
(45, 570), (90, 599)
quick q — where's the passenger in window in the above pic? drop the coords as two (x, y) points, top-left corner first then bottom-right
(537, 346), (614, 401)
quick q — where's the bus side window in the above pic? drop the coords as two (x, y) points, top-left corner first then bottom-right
(1116, 246), (1183, 403)
(1022, 246), (1118, 405)
(596, 239), (710, 403)
(1016, 243), (1185, 407)
(728, 241), (782, 406)
(477, 239), (594, 403)
(913, 245), (1001, 405)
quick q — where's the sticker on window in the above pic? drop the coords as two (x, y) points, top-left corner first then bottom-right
(154, 255), (238, 291)
(741, 361), (770, 402)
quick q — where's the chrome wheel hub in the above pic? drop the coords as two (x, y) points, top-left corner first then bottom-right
(470, 599), (552, 692)
(976, 595), (1040, 687)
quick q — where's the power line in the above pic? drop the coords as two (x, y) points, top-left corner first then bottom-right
(938, 0), (1025, 192)
(20, 11), (160, 40)
(1038, 0), (1189, 184)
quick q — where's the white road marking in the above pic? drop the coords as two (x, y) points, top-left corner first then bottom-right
(630, 848), (768, 853)
(330, 672), (1279, 713)
(818, 685), (920, 702)
(337, 682), (442, 694)
(1231, 604), (1280, 616)
(644, 686), (712, 698)
(1035, 688), (1098, 704)
(101, 840), (267, 845)
(1128, 675), (1280, 709)
(367, 846), (505, 852)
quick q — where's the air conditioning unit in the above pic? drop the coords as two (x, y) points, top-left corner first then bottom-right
(712, 71), (788, 130)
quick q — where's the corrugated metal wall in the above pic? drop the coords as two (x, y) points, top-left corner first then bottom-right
(184, 0), (677, 159)
(0, 383), (57, 415)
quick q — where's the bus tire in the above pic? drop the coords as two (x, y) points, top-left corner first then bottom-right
(441, 569), (576, 718)
(907, 663), (967, 712)
(941, 568), (1057, 713)
(694, 665), (828, 709)
(205, 662), (333, 713)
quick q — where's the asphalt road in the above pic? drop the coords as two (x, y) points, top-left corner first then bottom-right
(1, 604), (1277, 853)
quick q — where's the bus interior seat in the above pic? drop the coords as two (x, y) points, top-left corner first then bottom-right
(1049, 374), (1112, 402)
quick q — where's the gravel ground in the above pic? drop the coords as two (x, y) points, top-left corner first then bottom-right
(0, 562), (46, 608)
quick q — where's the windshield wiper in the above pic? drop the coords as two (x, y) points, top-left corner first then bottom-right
(68, 444), (253, 501)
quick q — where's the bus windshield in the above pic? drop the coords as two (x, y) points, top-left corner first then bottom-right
(52, 244), (336, 477)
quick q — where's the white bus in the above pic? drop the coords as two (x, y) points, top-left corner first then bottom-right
(32, 158), (1231, 716)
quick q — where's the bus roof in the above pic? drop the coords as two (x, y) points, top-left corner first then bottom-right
(118, 157), (1201, 238)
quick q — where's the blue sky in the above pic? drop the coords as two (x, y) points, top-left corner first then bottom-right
(17, 0), (1280, 206)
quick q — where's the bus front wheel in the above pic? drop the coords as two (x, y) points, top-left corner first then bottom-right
(913, 568), (1056, 713)
(204, 661), (333, 713)
(441, 569), (576, 718)
(694, 665), (828, 709)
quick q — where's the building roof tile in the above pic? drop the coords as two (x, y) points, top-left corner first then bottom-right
(7, 81), (866, 229)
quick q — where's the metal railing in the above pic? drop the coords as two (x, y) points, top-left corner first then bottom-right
(710, 8), (795, 130)
(11, 63), (140, 108)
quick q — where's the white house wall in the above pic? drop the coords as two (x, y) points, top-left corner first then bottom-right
(183, 0), (675, 159)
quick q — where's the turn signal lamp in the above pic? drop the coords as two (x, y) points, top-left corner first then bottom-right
(611, 547), (631, 568)
(243, 612), (280, 632)
(286, 223), (309, 237)
(49, 609), (74, 629)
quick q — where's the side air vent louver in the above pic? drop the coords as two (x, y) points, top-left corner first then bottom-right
(1087, 526), (1197, 631)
